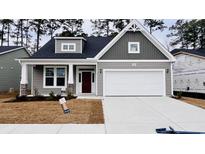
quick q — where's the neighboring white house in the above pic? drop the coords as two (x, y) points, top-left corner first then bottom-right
(171, 49), (205, 94)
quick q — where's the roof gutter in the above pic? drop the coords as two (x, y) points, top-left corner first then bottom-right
(15, 58), (97, 65)
(0, 47), (30, 56)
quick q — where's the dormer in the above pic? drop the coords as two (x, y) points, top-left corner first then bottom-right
(54, 37), (86, 54)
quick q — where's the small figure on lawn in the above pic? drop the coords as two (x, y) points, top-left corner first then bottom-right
(58, 88), (70, 114)
(59, 97), (70, 114)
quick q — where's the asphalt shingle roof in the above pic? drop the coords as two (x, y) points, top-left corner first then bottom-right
(30, 36), (114, 59)
(0, 46), (22, 54)
(171, 48), (205, 57)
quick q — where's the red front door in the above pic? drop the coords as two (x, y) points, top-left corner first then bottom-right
(82, 72), (91, 93)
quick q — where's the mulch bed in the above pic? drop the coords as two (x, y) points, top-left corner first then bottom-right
(0, 99), (104, 124)
(180, 97), (205, 109)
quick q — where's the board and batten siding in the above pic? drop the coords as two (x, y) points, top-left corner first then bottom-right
(97, 62), (172, 96)
(100, 31), (168, 60)
(55, 39), (83, 53)
(0, 48), (31, 92)
(32, 65), (76, 95)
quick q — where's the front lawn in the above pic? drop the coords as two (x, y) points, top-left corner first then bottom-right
(0, 99), (104, 124)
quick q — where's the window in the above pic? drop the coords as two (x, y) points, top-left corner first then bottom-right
(44, 66), (67, 88)
(128, 42), (140, 53)
(56, 68), (65, 86)
(61, 43), (76, 52)
(45, 68), (54, 86)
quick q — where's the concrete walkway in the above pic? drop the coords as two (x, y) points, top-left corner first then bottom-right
(102, 97), (205, 134)
(0, 124), (105, 134)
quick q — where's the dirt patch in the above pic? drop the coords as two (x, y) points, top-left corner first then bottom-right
(0, 92), (17, 99)
(180, 97), (205, 109)
(0, 99), (104, 124)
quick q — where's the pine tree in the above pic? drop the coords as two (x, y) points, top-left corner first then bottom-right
(167, 20), (190, 48)
(11, 19), (25, 46)
(46, 19), (61, 39)
(59, 19), (84, 36)
(113, 19), (130, 32)
(90, 19), (103, 36)
(0, 19), (13, 46)
(167, 19), (205, 49)
(144, 19), (166, 34)
(30, 19), (47, 51)
(91, 19), (115, 36)
(24, 19), (32, 48)
(4, 19), (14, 46)
(197, 20), (205, 48)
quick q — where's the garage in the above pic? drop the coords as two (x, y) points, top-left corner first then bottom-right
(103, 69), (166, 96)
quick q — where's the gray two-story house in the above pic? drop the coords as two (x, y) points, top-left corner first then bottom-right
(17, 20), (175, 97)
(0, 46), (30, 92)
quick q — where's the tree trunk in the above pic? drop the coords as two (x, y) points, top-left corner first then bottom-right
(1, 24), (4, 46)
(149, 27), (152, 34)
(7, 25), (10, 46)
(16, 26), (20, 46)
(106, 21), (109, 36)
(50, 29), (53, 39)
(20, 20), (23, 46)
(36, 25), (40, 51)
(25, 20), (29, 47)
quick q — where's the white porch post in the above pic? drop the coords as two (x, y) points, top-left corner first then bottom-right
(20, 63), (28, 96)
(68, 64), (74, 94)
(68, 64), (74, 84)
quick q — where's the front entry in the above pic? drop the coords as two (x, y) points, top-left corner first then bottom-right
(82, 72), (91, 93)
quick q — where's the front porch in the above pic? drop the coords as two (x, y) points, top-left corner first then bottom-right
(19, 59), (97, 96)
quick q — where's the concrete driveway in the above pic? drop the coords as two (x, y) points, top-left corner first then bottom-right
(103, 97), (205, 134)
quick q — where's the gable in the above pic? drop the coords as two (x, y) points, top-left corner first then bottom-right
(0, 48), (30, 62)
(100, 31), (168, 60)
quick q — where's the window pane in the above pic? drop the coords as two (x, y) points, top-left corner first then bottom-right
(46, 68), (54, 76)
(63, 45), (68, 50)
(130, 44), (138, 51)
(57, 78), (65, 86)
(69, 45), (74, 50)
(57, 68), (65, 77)
(46, 77), (54, 86)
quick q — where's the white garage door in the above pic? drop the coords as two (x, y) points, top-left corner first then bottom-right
(103, 69), (165, 96)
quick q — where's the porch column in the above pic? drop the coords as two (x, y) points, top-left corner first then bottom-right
(68, 64), (74, 94)
(20, 63), (28, 96)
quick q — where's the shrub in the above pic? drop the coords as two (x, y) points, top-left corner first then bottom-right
(67, 92), (77, 100)
(49, 91), (55, 99)
(48, 91), (63, 101)
(34, 88), (40, 96)
(176, 91), (182, 99)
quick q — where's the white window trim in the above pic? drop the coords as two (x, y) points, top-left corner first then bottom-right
(43, 66), (67, 88)
(61, 43), (76, 52)
(128, 42), (140, 53)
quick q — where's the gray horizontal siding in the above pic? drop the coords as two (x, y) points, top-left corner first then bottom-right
(55, 39), (82, 53)
(0, 48), (31, 92)
(97, 62), (172, 96)
(100, 31), (168, 60)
